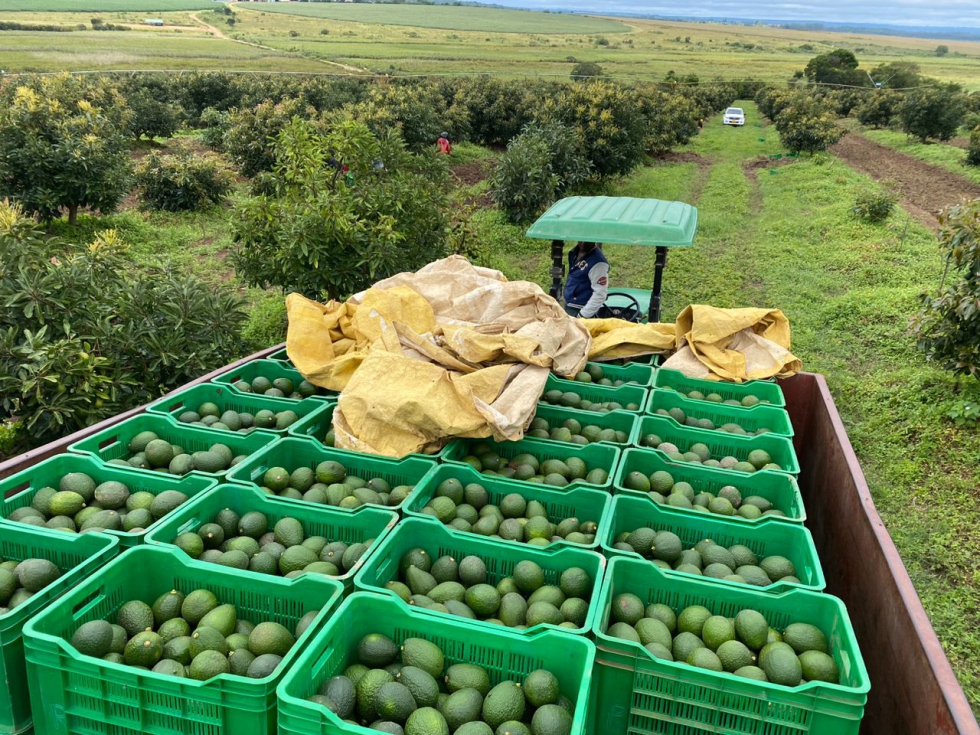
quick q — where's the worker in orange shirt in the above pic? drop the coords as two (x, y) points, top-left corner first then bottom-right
(437, 132), (452, 155)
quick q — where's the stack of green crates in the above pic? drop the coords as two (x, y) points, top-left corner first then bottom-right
(592, 372), (872, 734)
(0, 522), (118, 734)
(22, 545), (342, 735)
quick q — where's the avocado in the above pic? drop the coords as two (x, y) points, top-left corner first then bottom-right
(404, 707), (450, 735)
(400, 638), (445, 679)
(70, 620), (114, 658)
(189, 649), (230, 681)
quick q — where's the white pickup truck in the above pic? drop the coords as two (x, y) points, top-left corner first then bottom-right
(723, 107), (746, 126)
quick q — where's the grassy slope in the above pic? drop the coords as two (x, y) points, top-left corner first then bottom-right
(236, 2), (630, 34)
(856, 126), (980, 186)
(482, 103), (980, 707)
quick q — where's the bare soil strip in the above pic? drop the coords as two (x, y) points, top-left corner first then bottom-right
(831, 133), (980, 230)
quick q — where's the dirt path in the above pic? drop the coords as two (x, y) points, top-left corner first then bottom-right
(188, 11), (366, 74)
(831, 133), (980, 229)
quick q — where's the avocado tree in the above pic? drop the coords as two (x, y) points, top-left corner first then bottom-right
(772, 94), (843, 154)
(855, 90), (903, 128)
(911, 200), (980, 379)
(898, 86), (966, 142)
(232, 116), (450, 301)
(968, 127), (980, 167)
(0, 74), (133, 225)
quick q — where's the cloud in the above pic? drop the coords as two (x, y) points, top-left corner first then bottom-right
(487, 0), (980, 28)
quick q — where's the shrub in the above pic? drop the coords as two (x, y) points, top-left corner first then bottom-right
(491, 121), (590, 224)
(855, 90), (903, 128)
(241, 293), (288, 352)
(640, 89), (700, 153)
(446, 77), (539, 147)
(232, 117), (450, 300)
(911, 200), (980, 379)
(0, 202), (247, 450)
(224, 97), (315, 177)
(570, 61), (603, 79)
(135, 153), (233, 212)
(852, 189), (897, 223)
(347, 82), (454, 152)
(124, 87), (183, 141)
(771, 93), (843, 154)
(539, 81), (648, 179)
(966, 127), (980, 167)
(198, 106), (230, 150)
(898, 86), (966, 142)
(0, 74), (132, 225)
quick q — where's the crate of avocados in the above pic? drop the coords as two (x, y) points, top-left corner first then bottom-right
(23, 545), (343, 735)
(403, 463), (611, 551)
(354, 517), (606, 636)
(145, 484), (398, 590)
(646, 389), (795, 438)
(276, 592), (596, 735)
(288, 404), (455, 460)
(614, 448), (806, 524)
(528, 403), (640, 447)
(69, 414), (280, 481)
(0, 522), (118, 735)
(540, 374), (647, 414)
(148, 383), (332, 436)
(591, 557), (869, 735)
(0, 453), (217, 547)
(226, 437), (438, 513)
(634, 415), (800, 476)
(443, 435), (620, 492)
(570, 361), (656, 387)
(212, 359), (335, 402)
(600, 494), (824, 593)
(654, 367), (786, 408)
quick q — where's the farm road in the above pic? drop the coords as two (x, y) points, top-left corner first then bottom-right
(831, 132), (980, 229)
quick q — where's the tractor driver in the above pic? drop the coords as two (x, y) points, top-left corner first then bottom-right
(564, 241), (609, 319)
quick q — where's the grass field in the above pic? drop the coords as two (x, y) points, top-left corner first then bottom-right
(463, 106), (980, 707)
(0, 0), (215, 9)
(237, 2), (629, 34)
(0, 3), (979, 87)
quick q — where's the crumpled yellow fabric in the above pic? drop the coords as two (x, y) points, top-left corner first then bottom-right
(581, 318), (676, 361)
(285, 256), (591, 458)
(661, 305), (801, 382)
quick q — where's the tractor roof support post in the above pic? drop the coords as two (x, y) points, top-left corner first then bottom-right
(549, 238), (564, 301)
(649, 245), (668, 323)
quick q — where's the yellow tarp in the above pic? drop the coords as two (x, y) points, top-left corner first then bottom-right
(661, 305), (801, 382)
(285, 256), (591, 458)
(286, 257), (801, 457)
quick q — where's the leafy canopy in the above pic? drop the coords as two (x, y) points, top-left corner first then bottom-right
(232, 116), (450, 301)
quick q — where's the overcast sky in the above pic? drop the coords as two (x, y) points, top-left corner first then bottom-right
(486, 0), (980, 28)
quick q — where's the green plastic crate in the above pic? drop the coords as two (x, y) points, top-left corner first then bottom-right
(634, 415), (800, 476)
(581, 361), (655, 387)
(68, 414), (280, 481)
(226, 438), (438, 513)
(443, 435), (620, 492)
(591, 558), (868, 735)
(646, 390), (795, 438)
(276, 592), (596, 735)
(654, 368), (786, 408)
(531, 403), (640, 447)
(354, 517), (607, 635)
(0, 523), (118, 735)
(266, 347), (293, 366)
(147, 383), (332, 435)
(614, 448), (806, 525)
(23, 545), (343, 735)
(288, 404), (454, 460)
(600, 495), (824, 592)
(403, 463), (611, 551)
(0, 453), (217, 548)
(212, 359), (336, 402)
(145, 484), (398, 589)
(542, 374), (648, 413)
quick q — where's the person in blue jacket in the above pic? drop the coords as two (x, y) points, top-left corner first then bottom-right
(564, 241), (609, 318)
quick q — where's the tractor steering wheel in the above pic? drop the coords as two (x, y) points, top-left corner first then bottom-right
(597, 292), (644, 323)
